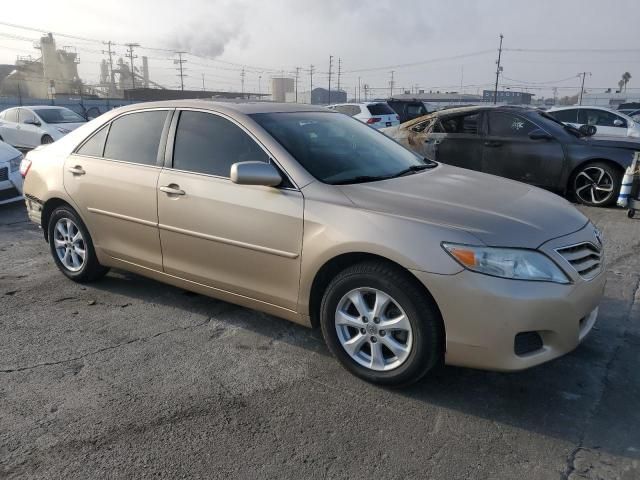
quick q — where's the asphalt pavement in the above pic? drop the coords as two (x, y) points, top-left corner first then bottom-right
(1, 201), (639, 479)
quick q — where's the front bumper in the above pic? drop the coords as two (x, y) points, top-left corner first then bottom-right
(412, 223), (606, 371)
(413, 268), (604, 371)
(0, 170), (23, 205)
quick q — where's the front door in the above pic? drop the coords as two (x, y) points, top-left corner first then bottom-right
(157, 110), (304, 311)
(64, 109), (171, 270)
(17, 109), (43, 148)
(482, 111), (565, 188)
(429, 112), (483, 171)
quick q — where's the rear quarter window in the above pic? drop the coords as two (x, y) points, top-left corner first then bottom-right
(367, 103), (395, 116)
(103, 110), (168, 166)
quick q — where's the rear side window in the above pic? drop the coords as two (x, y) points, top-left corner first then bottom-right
(488, 112), (537, 137)
(367, 103), (395, 115)
(3, 109), (18, 122)
(172, 111), (269, 177)
(103, 111), (168, 166)
(406, 104), (426, 116)
(549, 109), (577, 123)
(77, 126), (109, 157)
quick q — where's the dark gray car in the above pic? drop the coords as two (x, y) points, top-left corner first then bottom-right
(384, 105), (640, 206)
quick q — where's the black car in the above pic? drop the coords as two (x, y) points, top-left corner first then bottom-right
(386, 99), (430, 123)
(386, 105), (640, 207)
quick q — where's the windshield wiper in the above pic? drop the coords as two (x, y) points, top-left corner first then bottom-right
(331, 175), (393, 185)
(391, 162), (437, 178)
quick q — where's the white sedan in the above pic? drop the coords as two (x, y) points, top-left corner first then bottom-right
(0, 106), (87, 149)
(547, 105), (640, 138)
(0, 140), (23, 205)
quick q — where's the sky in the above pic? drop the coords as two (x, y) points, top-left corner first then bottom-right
(0, 0), (638, 99)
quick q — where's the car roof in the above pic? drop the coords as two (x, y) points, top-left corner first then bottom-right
(117, 100), (329, 115)
(399, 105), (539, 128)
(329, 102), (387, 107)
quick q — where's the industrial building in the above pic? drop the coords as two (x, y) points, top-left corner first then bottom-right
(482, 90), (534, 105)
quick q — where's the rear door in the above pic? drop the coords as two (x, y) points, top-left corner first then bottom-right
(428, 112), (484, 171)
(64, 109), (172, 270)
(156, 109), (304, 311)
(482, 111), (565, 188)
(0, 108), (20, 146)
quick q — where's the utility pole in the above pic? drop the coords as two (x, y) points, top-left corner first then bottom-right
(493, 34), (504, 104)
(295, 67), (300, 103)
(578, 72), (592, 105)
(201, 73), (205, 91)
(309, 64), (315, 103)
(389, 70), (395, 98)
(328, 56), (333, 104)
(240, 68), (246, 96)
(102, 41), (116, 97)
(174, 51), (187, 91)
(258, 75), (262, 95)
(124, 43), (139, 90)
(337, 58), (341, 92)
(358, 76), (361, 102)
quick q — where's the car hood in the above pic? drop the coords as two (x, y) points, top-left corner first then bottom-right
(0, 140), (21, 161)
(48, 122), (86, 131)
(338, 164), (588, 248)
(582, 135), (640, 149)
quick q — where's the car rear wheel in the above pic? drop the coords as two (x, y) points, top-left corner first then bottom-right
(572, 162), (622, 207)
(41, 135), (54, 144)
(320, 260), (443, 386)
(48, 206), (109, 282)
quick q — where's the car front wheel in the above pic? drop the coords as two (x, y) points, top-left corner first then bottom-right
(48, 206), (109, 282)
(320, 260), (443, 386)
(41, 134), (54, 144)
(572, 162), (622, 207)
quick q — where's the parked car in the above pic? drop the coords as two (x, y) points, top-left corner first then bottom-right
(383, 105), (640, 207)
(386, 99), (430, 123)
(0, 106), (87, 149)
(328, 102), (400, 129)
(547, 105), (640, 138)
(22, 101), (604, 386)
(0, 140), (23, 204)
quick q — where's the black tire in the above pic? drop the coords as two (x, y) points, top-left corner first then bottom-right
(571, 161), (622, 207)
(41, 134), (54, 144)
(629, 209), (636, 219)
(319, 260), (443, 387)
(47, 205), (109, 282)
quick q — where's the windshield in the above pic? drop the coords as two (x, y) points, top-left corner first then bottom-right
(33, 108), (86, 124)
(251, 111), (430, 185)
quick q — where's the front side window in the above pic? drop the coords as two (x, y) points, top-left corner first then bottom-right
(32, 107), (86, 124)
(103, 110), (168, 166)
(488, 112), (537, 137)
(172, 111), (269, 177)
(251, 111), (429, 185)
(578, 109), (626, 128)
(19, 109), (37, 124)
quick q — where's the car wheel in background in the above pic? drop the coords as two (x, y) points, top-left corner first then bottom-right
(572, 162), (622, 207)
(47, 205), (109, 282)
(320, 260), (443, 386)
(41, 135), (54, 144)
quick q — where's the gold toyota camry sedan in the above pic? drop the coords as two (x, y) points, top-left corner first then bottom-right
(21, 101), (605, 386)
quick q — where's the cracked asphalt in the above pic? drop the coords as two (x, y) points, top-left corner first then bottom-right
(1, 201), (639, 479)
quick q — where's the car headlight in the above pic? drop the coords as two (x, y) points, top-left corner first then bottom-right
(9, 154), (23, 173)
(442, 243), (570, 284)
(55, 127), (71, 134)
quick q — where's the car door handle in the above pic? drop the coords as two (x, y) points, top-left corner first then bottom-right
(484, 141), (503, 147)
(68, 166), (86, 175)
(159, 184), (185, 196)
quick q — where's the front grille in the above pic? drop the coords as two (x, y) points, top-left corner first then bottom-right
(514, 332), (544, 356)
(0, 167), (7, 181)
(556, 242), (602, 280)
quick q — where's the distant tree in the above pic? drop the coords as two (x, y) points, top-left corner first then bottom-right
(623, 72), (632, 91)
(618, 79), (625, 93)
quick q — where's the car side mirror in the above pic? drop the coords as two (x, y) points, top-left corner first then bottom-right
(613, 118), (625, 127)
(578, 124), (597, 136)
(24, 118), (41, 126)
(230, 161), (282, 187)
(528, 129), (553, 140)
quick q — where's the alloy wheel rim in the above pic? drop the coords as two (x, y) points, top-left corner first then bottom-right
(53, 218), (86, 272)
(574, 167), (614, 205)
(335, 288), (413, 372)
